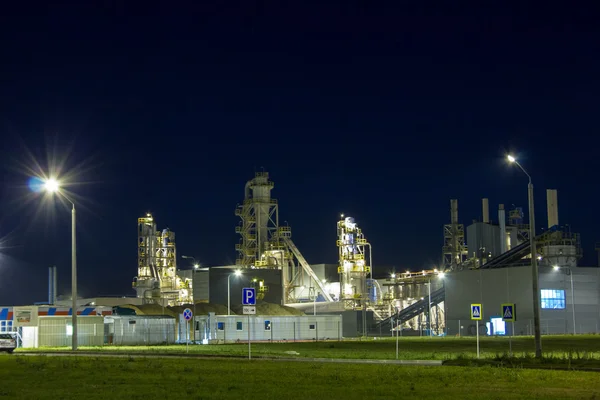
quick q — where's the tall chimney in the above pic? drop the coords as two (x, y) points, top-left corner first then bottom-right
(52, 266), (57, 304)
(450, 199), (458, 224)
(547, 189), (558, 228)
(482, 198), (489, 223)
(499, 204), (507, 254)
(48, 267), (54, 305)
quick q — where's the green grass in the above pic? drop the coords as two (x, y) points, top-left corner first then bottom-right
(1, 354), (599, 399)
(18, 335), (600, 370)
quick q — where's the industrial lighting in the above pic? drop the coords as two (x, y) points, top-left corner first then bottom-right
(39, 175), (78, 351)
(553, 265), (560, 271)
(438, 272), (445, 278)
(235, 270), (242, 276)
(506, 151), (542, 358)
(193, 264), (199, 269)
(390, 273), (396, 279)
(43, 178), (60, 193)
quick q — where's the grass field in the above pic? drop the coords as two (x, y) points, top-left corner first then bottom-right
(19, 335), (600, 369)
(1, 354), (599, 399)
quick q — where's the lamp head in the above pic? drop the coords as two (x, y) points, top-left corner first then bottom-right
(507, 155), (516, 163)
(44, 178), (60, 193)
(234, 270), (242, 277)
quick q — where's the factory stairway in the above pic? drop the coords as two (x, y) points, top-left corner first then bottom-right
(377, 286), (446, 330)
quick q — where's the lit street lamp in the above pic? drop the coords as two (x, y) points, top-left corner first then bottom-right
(182, 255), (200, 341)
(228, 270), (242, 315)
(43, 178), (78, 351)
(553, 265), (576, 334)
(507, 154), (542, 358)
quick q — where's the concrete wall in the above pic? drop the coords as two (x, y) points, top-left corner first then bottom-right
(444, 266), (600, 336)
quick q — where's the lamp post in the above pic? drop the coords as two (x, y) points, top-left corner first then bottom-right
(554, 265), (576, 334)
(228, 270), (242, 315)
(43, 178), (78, 351)
(182, 255), (199, 341)
(508, 155), (542, 358)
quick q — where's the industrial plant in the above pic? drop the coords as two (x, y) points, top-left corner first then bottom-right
(1, 170), (599, 348)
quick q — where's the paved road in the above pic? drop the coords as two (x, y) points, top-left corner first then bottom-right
(18, 351), (442, 366)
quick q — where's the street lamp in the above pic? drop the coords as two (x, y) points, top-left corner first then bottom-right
(507, 154), (542, 358)
(182, 255), (200, 341)
(553, 265), (576, 334)
(43, 178), (78, 351)
(228, 270), (242, 315)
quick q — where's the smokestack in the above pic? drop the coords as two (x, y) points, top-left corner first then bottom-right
(499, 204), (507, 254)
(48, 267), (54, 305)
(482, 198), (489, 223)
(450, 199), (458, 224)
(53, 266), (57, 304)
(547, 189), (558, 228)
(48, 266), (57, 305)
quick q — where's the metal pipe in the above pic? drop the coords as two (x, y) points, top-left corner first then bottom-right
(527, 179), (542, 358)
(569, 268), (576, 334)
(482, 198), (489, 223)
(72, 204), (78, 351)
(512, 159), (542, 358)
(428, 278), (432, 337)
(227, 274), (231, 316)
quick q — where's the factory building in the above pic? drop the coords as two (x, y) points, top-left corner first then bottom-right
(444, 265), (600, 335)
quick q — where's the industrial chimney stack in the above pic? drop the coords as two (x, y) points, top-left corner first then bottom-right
(48, 266), (57, 305)
(482, 198), (489, 223)
(547, 189), (559, 229)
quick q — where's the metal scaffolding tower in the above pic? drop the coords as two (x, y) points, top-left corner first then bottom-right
(235, 172), (331, 304)
(337, 216), (372, 310)
(442, 199), (468, 270)
(235, 172), (279, 267)
(133, 214), (192, 305)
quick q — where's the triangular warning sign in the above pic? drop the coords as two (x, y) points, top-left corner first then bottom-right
(504, 307), (512, 319)
(472, 307), (480, 317)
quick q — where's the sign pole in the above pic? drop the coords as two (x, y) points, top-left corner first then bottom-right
(508, 321), (515, 357)
(248, 314), (251, 360)
(186, 320), (189, 354)
(476, 320), (480, 359)
(242, 287), (256, 361)
(471, 303), (482, 359)
(395, 318), (399, 360)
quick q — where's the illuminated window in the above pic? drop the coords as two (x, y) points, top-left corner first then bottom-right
(541, 289), (566, 309)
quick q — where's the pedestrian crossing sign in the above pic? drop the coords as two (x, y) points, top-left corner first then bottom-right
(470, 304), (482, 320)
(502, 303), (516, 322)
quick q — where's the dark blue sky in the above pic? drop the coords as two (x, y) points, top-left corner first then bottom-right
(0, 3), (598, 305)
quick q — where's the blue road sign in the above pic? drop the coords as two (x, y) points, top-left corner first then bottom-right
(470, 304), (482, 320)
(242, 287), (256, 305)
(502, 303), (516, 322)
(183, 308), (193, 321)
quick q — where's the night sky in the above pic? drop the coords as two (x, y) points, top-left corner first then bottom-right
(0, 3), (598, 305)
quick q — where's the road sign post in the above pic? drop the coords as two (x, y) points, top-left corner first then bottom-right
(502, 303), (516, 356)
(183, 308), (193, 353)
(471, 304), (482, 359)
(242, 288), (256, 360)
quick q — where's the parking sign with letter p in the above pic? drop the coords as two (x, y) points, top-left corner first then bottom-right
(242, 287), (256, 305)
